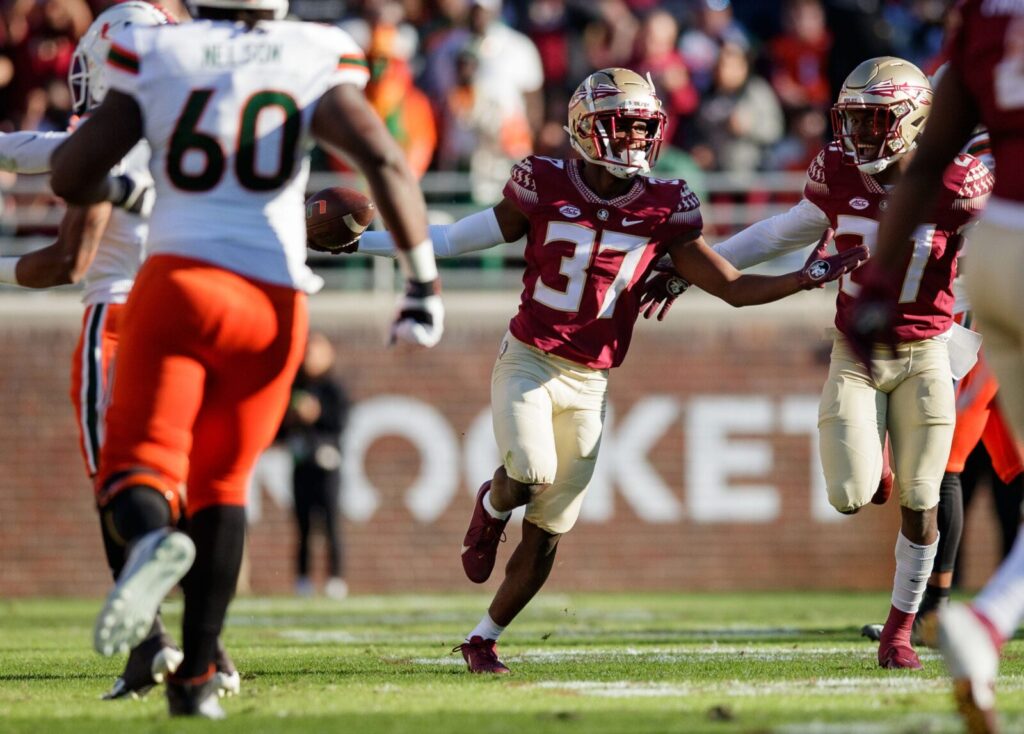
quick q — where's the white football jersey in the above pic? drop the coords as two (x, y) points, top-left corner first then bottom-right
(104, 20), (369, 292)
(0, 130), (149, 305)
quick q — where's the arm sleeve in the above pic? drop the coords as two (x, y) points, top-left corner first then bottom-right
(713, 198), (831, 269)
(358, 207), (508, 257)
(0, 131), (68, 174)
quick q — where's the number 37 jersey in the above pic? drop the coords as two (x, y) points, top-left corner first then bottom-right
(804, 142), (993, 341)
(505, 156), (703, 369)
(104, 21), (369, 291)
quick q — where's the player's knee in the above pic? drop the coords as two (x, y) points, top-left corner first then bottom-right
(827, 485), (869, 515)
(102, 485), (172, 547)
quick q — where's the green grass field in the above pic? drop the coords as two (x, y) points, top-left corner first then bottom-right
(1, 592), (1021, 733)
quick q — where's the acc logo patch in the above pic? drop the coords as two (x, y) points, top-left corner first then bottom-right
(559, 205), (581, 219)
(807, 260), (831, 281)
(849, 197), (870, 210)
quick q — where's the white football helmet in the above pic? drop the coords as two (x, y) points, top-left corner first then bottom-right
(565, 68), (667, 179)
(186, 0), (289, 21)
(69, 1), (176, 116)
(831, 56), (933, 175)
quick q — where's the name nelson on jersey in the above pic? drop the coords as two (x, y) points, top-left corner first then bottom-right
(202, 42), (282, 68)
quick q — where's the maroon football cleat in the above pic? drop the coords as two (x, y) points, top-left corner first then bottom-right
(461, 481), (509, 583)
(878, 639), (923, 669)
(455, 636), (511, 674)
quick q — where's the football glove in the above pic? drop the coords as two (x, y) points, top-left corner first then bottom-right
(390, 279), (444, 348)
(796, 228), (868, 289)
(640, 261), (690, 321)
(846, 262), (900, 371)
(106, 173), (154, 217)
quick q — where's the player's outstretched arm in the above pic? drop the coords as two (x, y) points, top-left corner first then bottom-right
(670, 229), (866, 306)
(358, 197), (528, 258)
(0, 203), (111, 287)
(871, 68), (979, 272)
(0, 130), (68, 174)
(50, 91), (143, 205)
(713, 198), (832, 269)
(313, 83), (443, 347)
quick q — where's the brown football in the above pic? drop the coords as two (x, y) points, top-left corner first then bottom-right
(305, 187), (376, 253)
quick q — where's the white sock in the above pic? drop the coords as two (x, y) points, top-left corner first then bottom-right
(483, 489), (511, 521)
(466, 613), (506, 642)
(974, 523), (1024, 640)
(891, 531), (938, 613)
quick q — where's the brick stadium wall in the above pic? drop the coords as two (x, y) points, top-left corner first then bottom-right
(0, 291), (1007, 597)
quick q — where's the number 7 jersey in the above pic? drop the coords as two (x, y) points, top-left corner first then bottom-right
(103, 20), (369, 291)
(804, 142), (993, 341)
(505, 156), (703, 369)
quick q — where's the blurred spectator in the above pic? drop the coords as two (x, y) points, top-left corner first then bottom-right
(883, 0), (946, 70)
(338, 0), (419, 62)
(677, 0), (750, 95)
(434, 40), (532, 202)
(10, 0), (91, 129)
(691, 40), (784, 172)
(280, 333), (351, 600)
(421, 0), (544, 137)
(628, 8), (698, 149)
(764, 105), (828, 172)
(580, 0), (638, 72)
(768, 0), (831, 114)
(823, 0), (893, 104)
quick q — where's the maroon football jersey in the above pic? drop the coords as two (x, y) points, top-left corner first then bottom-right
(804, 143), (993, 341)
(947, 0), (1024, 205)
(504, 156), (703, 369)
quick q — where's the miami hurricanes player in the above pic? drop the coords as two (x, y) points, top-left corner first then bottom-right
(852, 1), (1024, 729)
(49, 0), (441, 717)
(0, 1), (247, 702)
(650, 57), (993, 670)
(350, 67), (867, 673)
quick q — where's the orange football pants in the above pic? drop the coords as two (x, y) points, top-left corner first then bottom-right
(70, 302), (124, 477)
(946, 352), (1024, 483)
(96, 255), (308, 518)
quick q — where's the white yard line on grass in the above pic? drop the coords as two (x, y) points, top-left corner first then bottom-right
(531, 676), (1024, 699)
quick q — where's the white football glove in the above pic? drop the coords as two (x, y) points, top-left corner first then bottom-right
(390, 280), (444, 348)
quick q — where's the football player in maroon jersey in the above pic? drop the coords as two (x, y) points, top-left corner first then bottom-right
(645, 56), (993, 670)
(352, 67), (867, 673)
(851, 2), (1024, 729)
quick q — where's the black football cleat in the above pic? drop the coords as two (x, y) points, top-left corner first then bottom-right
(167, 671), (226, 719)
(102, 632), (183, 700)
(214, 639), (240, 697)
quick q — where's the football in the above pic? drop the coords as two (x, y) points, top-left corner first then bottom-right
(305, 187), (376, 253)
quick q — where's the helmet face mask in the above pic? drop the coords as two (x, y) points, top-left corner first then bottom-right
(831, 56), (932, 175)
(566, 68), (667, 179)
(70, 1), (176, 116)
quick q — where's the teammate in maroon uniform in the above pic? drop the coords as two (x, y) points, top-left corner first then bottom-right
(647, 56), (993, 670)
(852, 2), (1024, 729)
(353, 67), (867, 673)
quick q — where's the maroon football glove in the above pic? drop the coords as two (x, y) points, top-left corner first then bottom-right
(640, 262), (690, 321)
(846, 262), (901, 371)
(796, 228), (868, 289)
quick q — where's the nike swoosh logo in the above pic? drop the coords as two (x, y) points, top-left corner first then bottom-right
(621, 218), (643, 226)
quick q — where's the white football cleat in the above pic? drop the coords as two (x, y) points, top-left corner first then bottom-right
(94, 529), (195, 657)
(935, 603), (1002, 734)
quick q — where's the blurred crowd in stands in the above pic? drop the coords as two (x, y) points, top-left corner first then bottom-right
(0, 0), (954, 202)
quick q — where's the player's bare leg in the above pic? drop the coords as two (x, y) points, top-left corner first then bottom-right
(878, 505), (939, 669)
(458, 519), (561, 674)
